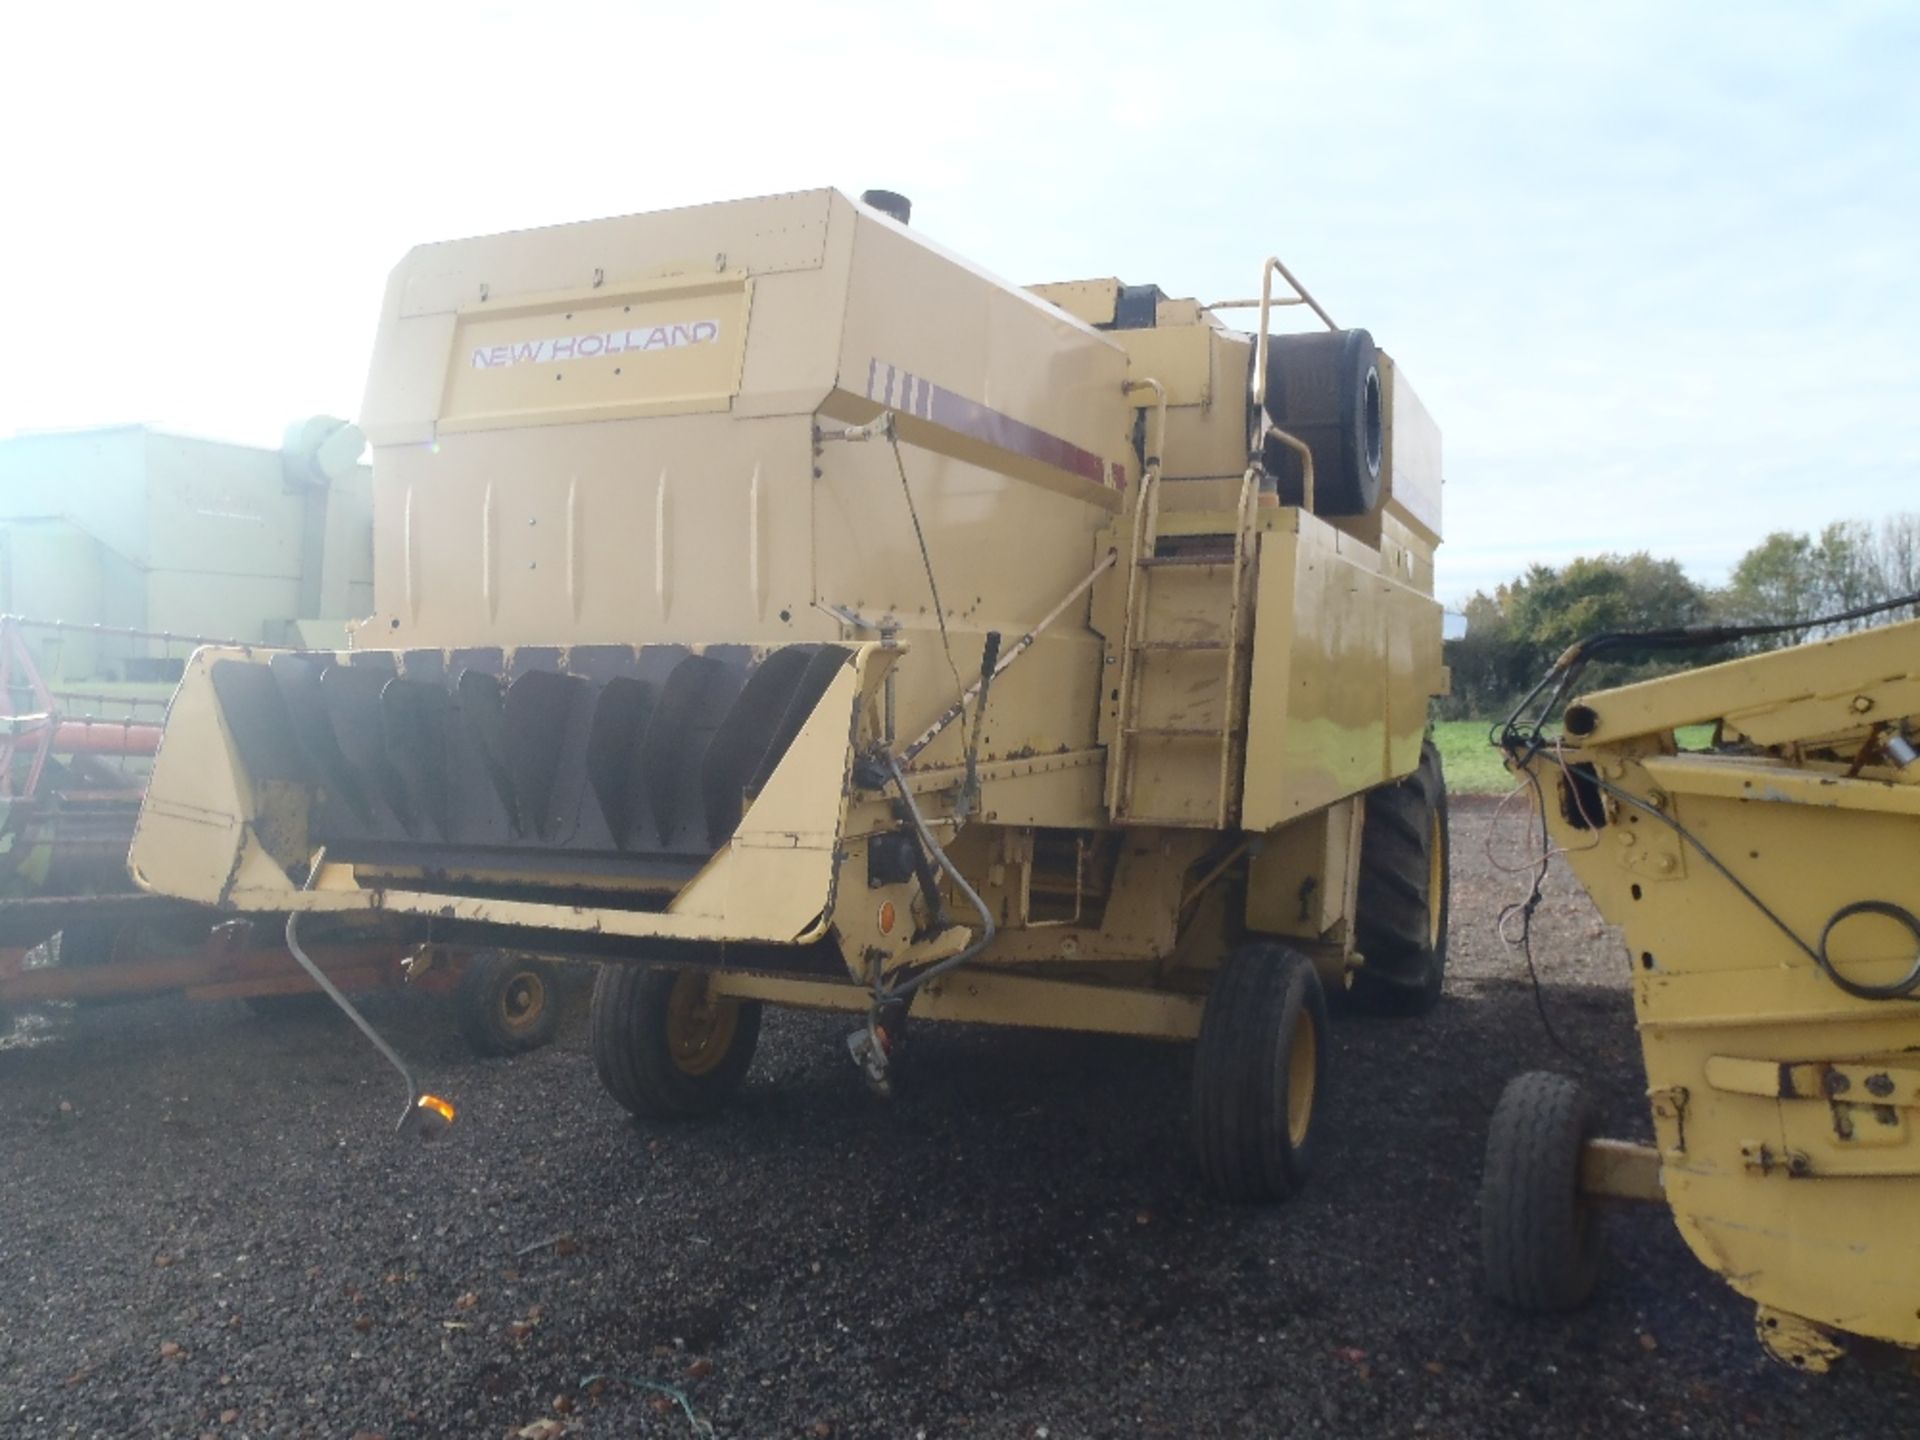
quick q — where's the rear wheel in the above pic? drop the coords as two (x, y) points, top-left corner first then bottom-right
(1351, 739), (1449, 1015)
(456, 952), (562, 1056)
(1481, 1071), (1602, 1312)
(1191, 941), (1329, 1202)
(592, 966), (761, 1120)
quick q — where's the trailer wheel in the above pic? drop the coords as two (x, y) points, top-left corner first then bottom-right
(592, 966), (761, 1120)
(1481, 1071), (1602, 1312)
(1191, 941), (1329, 1202)
(456, 952), (562, 1056)
(1351, 739), (1449, 1016)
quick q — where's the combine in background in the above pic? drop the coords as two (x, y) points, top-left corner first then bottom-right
(0, 422), (558, 1056)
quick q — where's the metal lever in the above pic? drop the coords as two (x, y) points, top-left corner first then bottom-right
(285, 850), (454, 1139)
(958, 630), (1001, 818)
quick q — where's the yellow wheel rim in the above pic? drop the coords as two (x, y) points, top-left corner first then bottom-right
(1286, 1006), (1318, 1148)
(1427, 807), (1446, 951)
(666, 972), (740, 1078)
(499, 970), (547, 1032)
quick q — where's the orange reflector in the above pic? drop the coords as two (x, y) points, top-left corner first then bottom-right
(417, 1094), (456, 1125)
(878, 901), (897, 935)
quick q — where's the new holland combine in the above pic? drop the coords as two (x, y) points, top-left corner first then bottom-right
(127, 188), (1448, 1194)
(1484, 615), (1920, 1367)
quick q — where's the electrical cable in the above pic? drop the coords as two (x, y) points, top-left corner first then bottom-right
(1492, 757), (1595, 1067)
(884, 422), (972, 755)
(1579, 770), (1920, 1003)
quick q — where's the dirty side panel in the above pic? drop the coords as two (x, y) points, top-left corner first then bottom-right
(1243, 518), (1433, 828)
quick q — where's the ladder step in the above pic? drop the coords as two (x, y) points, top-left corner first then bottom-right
(1124, 725), (1225, 738)
(1131, 639), (1230, 653)
(1138, 554), (1232, 569)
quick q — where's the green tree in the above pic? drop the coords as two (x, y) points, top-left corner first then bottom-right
(1717, 514), (1920, 647)
(1719, 531), (1817, 631)
(1441, 553), (1711, 717)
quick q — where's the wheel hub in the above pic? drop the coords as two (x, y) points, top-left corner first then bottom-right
(1287, 1007), (1318, 1147)
(666, 973), (740, 1077)
(499, 971), (547, 1030)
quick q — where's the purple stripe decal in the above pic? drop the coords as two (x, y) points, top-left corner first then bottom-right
(865, 359), (1123, 491)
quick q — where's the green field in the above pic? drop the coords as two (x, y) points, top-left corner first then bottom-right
(1432, 720), (1517, 795)
(1433, 719), (1715, 794)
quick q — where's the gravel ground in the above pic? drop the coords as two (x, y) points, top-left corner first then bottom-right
(3, 796), (1914, 1439)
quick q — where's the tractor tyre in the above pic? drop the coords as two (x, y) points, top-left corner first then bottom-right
(1254, 328), (1384, 517)
(1350, 739), (1450, 1016)
(456, 952), (562, 1057)
(592, 966), (760, 1120)
(1191, 941), (1329, 1202)
(1481, 1071), (1602, 1313)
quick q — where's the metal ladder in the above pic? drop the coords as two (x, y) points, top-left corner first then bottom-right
(1107, 434), (1261, 829)
(1107, 257), (1330, 828)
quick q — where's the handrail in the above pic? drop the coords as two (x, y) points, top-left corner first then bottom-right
(1124, 377), (1169, 480)
(1227, 259), (1335, 511)
(1260, 426), (1317, 515)
(1248, 256), (1338, 420)
(1105, 379), (1170, 817)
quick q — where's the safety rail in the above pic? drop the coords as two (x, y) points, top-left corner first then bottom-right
(1207, 257), (1335, 510)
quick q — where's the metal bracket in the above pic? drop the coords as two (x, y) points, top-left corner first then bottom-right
(1650, 1085), (1690, 1155)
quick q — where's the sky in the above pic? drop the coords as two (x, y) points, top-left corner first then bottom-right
(3, 1), (1915, 606)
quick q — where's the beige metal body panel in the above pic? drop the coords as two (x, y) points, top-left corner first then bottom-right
(1245, 797), (1362, 941)
(1378, 355), (1442, 542)
(1241, 519), (1440, 827)
(835, 210), (1135, 506)
(359, 414), (826, 649)
(1024, 278), (1122, 328)
(711, 968), (1204, 1040)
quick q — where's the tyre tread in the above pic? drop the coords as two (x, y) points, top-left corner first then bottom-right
(1192, 942), (1329, 1202)
(1351, 740), (1450, 1016)
(1481, 1071), (1601, 1312)
(591, 966), (760, 1120)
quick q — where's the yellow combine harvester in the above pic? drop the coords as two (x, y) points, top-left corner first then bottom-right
(129, 189), (1448, 1194)
(1483, 612), (1920, 1367)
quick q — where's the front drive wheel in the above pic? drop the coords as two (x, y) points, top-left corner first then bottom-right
(1351, 738), (1450, 1016)
(456, 952), (562, 1056)
(1481, 1071), (1602, 1312)
(592, 966), (761, 1120)
(1191, 941), (1330, 1202)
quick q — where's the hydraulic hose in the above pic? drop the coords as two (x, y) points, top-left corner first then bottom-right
(880, 750), (996, 1001)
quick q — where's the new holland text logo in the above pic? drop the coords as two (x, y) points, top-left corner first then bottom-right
(471, 320), (720, 369)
